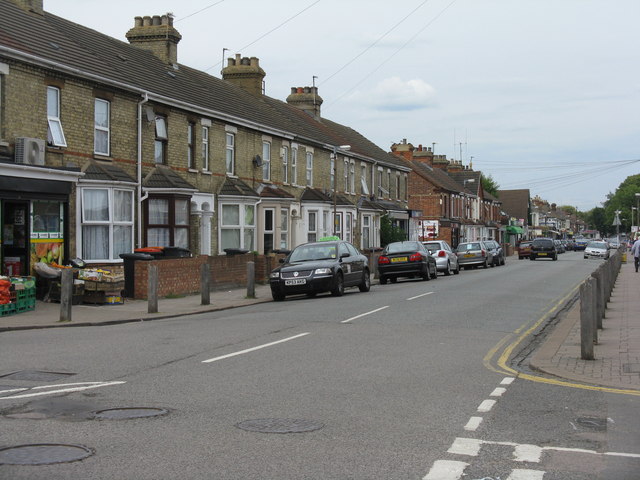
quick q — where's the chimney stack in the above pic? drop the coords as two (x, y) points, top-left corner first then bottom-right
(286, 86), (323, 120)
(222, 54), (266, 96)
(390, 140), (414, 162)
(126, 14), (182, 65)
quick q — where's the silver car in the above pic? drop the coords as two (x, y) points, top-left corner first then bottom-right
(422, 240), (460, 275)
(584, 241), (609, 259)
(455, 241), (494, 269)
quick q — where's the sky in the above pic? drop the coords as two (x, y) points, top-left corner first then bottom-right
(44, 0), (640, 212)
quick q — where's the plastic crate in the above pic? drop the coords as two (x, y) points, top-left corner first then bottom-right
(15, 297), (35, 313)
(0, 302), (16, 317)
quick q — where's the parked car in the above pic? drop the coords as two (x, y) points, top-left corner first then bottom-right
(377, 241), (437, 284)
(455, 241), (493, 269)
(574, 238), (588, 250)
(422, 240), (460, 275)
(517, 241), (532, 259)
(554, 240), (565, 254)
(483, 239), (505, 266)
(584, 241), (610, 259)
(269, 240), (370, 301)
(565, 240), (576, 251)
(529, 238), (558, 261)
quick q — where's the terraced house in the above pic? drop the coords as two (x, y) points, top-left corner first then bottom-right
(0, 0), (410, 278)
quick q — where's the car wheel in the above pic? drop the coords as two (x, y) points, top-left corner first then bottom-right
(358, 269), (371, 292)
(390, 277), (397, 283)
(530, 256), (535, 261)
(272, 292), (285, 302)
(444, 262), (452, 276)
(519, 256), (523, 260)
(432, 264), (438, 279)
(379, 275), (388, 285)
(553, 254), (558, 261)
(453, 262), (460, 274)
(331, 272), (345, 296)
(483, 259), (489, 269)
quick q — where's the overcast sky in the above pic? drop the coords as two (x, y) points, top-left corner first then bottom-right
(45, 0), (640, 212)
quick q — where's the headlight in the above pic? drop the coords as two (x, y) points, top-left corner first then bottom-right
(314, 268), (332, 275)
(269, 271), (280, 279)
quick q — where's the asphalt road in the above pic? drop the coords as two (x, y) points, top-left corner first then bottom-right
(1, 251), (638, 479)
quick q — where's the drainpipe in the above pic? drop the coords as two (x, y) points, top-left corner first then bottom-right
(137, 93), (149, 248)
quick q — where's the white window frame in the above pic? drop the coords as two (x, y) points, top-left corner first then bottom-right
(361, 163), (369, 195)
(396, 173), (401, 200)
(262, 141), (271, 181)
(187, 122), (195, 169)
(305, 151), (313, 186)
(219, 202), (256, 253)
(201, 126), (209, 171)
(344, 159), (349, 192)
(349, 161), (355, 194)
(47, 86), (67, 147)
(280, 208), (289, 249)
(94, 98), (110, 156)
(387, 169), (392, 198)
(307, 210), (318, 242)
(154, 115), (167, 164)
(362, 214), (372, 249)
(282, 146), (289, 184)
(226, 132), (235, 175)
(291, 145), (298, 185)
(79, 186), (134, 262)
(346, 212), (353, 243)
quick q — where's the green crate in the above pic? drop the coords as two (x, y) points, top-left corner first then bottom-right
(0, 302), (16, 316)
(15, 287), (36, 301)
(15, 297), (35, 313)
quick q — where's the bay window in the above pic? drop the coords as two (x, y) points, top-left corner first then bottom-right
(220, 203), (255, 252)
(145, 196), (190, 248)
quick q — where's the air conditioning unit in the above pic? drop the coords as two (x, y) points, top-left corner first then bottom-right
(15, 137), (45, 165)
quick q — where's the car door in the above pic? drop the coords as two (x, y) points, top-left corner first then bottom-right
(346, 242), (365, 285)
(338, 242), (357, 285)
(443, 241), (455, 266)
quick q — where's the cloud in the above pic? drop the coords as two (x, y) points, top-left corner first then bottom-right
(347, 77), (436, 111)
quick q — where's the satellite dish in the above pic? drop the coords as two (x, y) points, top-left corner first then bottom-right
(252, 155), (263, 167)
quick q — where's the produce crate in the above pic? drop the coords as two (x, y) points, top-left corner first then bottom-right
(84, 280), (125, 292)
(15, 297), (35, 313)
(0, 302), (16, 317)
(48, 282), (84, 305)
(83, 289), (124, 305)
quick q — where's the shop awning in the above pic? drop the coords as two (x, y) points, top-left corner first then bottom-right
(506, 225), (524, 234)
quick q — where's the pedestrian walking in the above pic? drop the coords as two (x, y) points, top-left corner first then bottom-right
(631, 236), (640, 272)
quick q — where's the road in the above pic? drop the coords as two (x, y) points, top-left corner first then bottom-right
(1, 251), (638, 479)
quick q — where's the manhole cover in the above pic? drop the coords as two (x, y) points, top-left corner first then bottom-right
(93, 407), (168, 420)
(0, 444), (93, 465)
(0, 370), (75, 382)
(576, 417), (607, 431)
(236, 418), (324, 434)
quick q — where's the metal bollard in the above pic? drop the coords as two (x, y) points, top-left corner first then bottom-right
(200, 263), (210, 306)
(246, 261), (255, 299)
(59, 268), (73, 322)
(580, 277), (595, 360)
(148, 264), (158, 313)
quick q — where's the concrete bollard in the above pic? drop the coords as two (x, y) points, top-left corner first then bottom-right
(246, 261), (255, 299)
(200, 263), (210, 306)
(148, 264), (158, 313)
(59, 268), (73, 322)
(580, 277), (595, 360)
(591, 267), (604, 330)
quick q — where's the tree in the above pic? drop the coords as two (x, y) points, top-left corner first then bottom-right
(380, 214), (406, 247)
(481, 174), (500, 198)
(602, 174), (640, 236)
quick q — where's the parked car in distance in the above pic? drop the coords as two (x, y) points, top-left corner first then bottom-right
(269, 240), (370, 301)
(377, 241), (437, 284)
(574, 238), (588, 250)
(530, 238), (558, 261)
(564, 240), (576, 251)
(422, 240), (460, 275)
(517, 241), (532, 259)
(554, 240), (566, 254)
(483, 239), (505, 266)
(455, 241), (493, 269)
(584, 241), (610, 259)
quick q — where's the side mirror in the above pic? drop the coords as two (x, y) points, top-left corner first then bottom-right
(279, 258), (285, 263)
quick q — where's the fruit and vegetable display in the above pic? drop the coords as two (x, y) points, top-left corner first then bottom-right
(30, 241), (63, 266)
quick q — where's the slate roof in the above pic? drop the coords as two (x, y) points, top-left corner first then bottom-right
(410, 161), (465, 193)
(257, 183), (295, 199)
(497, 189), (531, 223)
(300, 188), (332, 203)
(448, 170), (482, 195)
(81, 160), (136, 183)
(218, 177), (259, 197)
(0, 1), (406, 170)
(142, 165), (196, 190)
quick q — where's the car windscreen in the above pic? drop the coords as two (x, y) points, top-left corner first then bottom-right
(457, 243), (482, 252)
(423, 242), (441, 251)
(588, 242), (607, 249)
(386, 242), (421, 254)
(289, 244), (337, 262)
(533, 240), (553, 247)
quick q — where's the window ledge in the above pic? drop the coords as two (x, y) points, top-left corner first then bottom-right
(93, 154), (112, 161)
(201, 170), (212, 175)
(188, 168), (199, 173)
(0, 141), (9, 147)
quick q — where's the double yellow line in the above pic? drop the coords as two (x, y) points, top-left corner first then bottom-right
(484, 282), (640, 396)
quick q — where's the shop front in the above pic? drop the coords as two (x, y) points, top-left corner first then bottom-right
(0, 163), (82, 277)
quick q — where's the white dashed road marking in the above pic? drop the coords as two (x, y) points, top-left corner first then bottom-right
(490, 387), (506, 397)
(407, 291), (434, 301)
(506, 469), (545, 480)
(0, 381), (126, 399)
(501, 376), (516, 385)
(202, 332), (310, 363)
(477, 399), (496, 412)
(341, 306), (389, 323)
(463, 416), (483, 431)
(422, 460), (468, 480)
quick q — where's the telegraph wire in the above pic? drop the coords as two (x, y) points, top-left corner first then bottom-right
(174, 0), (225, 23)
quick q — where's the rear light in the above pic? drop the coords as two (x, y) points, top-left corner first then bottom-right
(409, 253), (422, 262)
(378, 256), (390, 265)
(481, 250), (487, 257)
(438, 251), (447, 257)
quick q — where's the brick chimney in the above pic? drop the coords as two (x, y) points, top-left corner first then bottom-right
(222, 54), (266, 96)
(286, 86), (323, 120)
(446, 160), (464, 173)
(126, 15), (182, 65)
(8, 0), (43, 15)
(390, 139), (414, 162)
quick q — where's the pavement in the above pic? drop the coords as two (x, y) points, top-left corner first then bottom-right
(1, 262), (638, 392)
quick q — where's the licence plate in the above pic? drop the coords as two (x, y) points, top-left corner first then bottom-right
(538, 252), (547, 256)
(464, 254), (474, 258)
(391, 257), (407, 263)
(284, 278), (306, 286)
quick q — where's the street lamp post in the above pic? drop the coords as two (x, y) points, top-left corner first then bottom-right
(331, 145), (351, 236)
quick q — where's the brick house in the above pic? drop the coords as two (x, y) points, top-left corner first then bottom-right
(0, 0), (410, 278)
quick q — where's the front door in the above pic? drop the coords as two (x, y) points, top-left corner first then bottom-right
(263, 208), (274, 254)
(1, 201), (29, 276)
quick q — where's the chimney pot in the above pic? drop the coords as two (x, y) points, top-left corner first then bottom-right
(134, 16), (143, 27)
(152, 15), (161, 26)
(143, 16), (152, 26)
